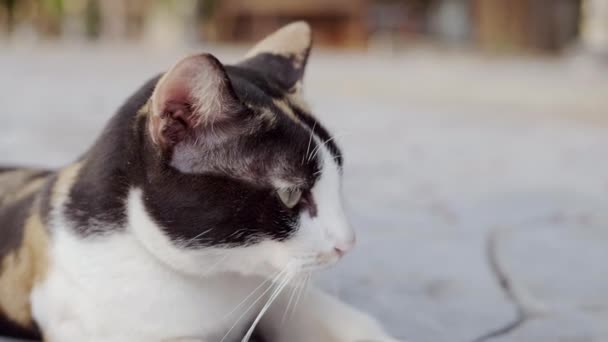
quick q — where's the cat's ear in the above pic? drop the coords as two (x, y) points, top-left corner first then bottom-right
(149, 53), (244, 149)
(239, 21), (312, 92)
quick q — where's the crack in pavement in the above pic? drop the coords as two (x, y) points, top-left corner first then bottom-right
(471, 227), (547, 342)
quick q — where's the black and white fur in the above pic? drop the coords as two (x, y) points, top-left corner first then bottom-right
(1, 22), (398, 342)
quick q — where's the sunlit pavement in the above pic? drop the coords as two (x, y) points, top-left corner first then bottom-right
(1, 43), (608, 342)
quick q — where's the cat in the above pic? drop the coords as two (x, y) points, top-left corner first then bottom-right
(0, 22), (399, 342)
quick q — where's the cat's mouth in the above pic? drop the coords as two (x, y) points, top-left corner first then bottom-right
(290, 250), (343, 272)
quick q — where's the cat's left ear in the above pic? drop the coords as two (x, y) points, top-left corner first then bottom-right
(239, 21), (312, 92)
(149, 53), (245, 149)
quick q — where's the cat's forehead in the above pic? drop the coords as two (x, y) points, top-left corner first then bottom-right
(169, 73), (324, 188)
(161, 55), (343, 189)
(224, 64), (343, 167)
(224, 64), (291, 108)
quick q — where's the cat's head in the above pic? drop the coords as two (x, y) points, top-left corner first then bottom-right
(129, 22), (354, 278)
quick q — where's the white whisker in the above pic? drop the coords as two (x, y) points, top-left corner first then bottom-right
(222, 272), (279, 320)
(302, 121), (317, 165)
(242, 270), (294, 342)
(280, 277), (301, 325)
(290, 273), (310, 319)
(184, 228), (214, 247)
(219, 269), (288, 342)
(308, 132), (351, 162)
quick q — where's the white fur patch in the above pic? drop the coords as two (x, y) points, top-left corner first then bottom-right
(29, 144), (394, 342)
(31, 199), (272, 341)
(281, 137), (356, 271)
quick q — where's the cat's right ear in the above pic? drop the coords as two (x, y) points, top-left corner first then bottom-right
(239, 21), (312, 93)
(149, 53), (244, 150)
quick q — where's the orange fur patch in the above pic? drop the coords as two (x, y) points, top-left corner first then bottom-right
(0, 199), (49, 326)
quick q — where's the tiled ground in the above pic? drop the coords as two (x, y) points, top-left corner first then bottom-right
(1, 42), (608, 342)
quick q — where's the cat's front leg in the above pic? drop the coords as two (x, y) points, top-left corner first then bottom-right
(260, 285), (401, 342)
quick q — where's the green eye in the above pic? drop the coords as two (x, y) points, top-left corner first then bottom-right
(277, 188), (302, 208)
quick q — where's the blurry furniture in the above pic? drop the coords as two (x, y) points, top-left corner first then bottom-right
(581, 0), (608, 56)
(212, 0), (368, 48)
(473, 0), (581, 52)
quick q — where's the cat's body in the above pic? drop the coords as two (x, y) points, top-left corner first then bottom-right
(0, 22), (399, 342)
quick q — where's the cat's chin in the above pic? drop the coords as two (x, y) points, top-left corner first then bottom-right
(220, 261), (279, 279)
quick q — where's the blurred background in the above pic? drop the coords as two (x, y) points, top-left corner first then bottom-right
(1, 1), (608, 342)
(1, 0), (608, 55)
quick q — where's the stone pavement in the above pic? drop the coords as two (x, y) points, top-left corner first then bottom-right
(1, 43), (607, 342)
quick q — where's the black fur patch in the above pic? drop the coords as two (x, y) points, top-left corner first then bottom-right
(63, 75), (161, 234)
(231, 55), (342, 167)
(142, 172), (298, 246)
(225, 64), (286, 100)
(0, 315), (41, 340)
(290, 105), (343, 167)
(224, 63), (342, 167)
(238, 51), (309, 92)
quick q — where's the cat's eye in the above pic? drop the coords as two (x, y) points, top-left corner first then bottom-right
(277, 188), (302, 209)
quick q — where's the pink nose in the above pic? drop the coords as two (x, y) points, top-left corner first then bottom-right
(334, 238), (356, 257)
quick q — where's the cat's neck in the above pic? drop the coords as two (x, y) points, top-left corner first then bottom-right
(57, 75), (161, 236)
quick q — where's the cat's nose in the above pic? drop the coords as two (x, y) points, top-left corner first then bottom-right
(333, 236), (356, 257)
